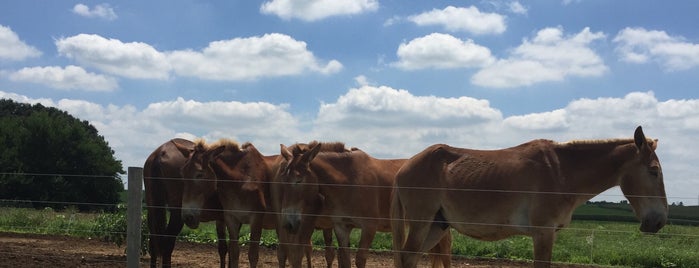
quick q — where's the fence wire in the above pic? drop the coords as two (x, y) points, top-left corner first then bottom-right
(1, 171), (698, 267)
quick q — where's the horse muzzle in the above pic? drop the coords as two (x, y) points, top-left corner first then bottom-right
(282, 209), (301, 234)
(182, 209), (201, 229)
(640, 211), (666, 234)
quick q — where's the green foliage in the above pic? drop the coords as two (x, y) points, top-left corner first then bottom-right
(91, 204), (148, 255)
(0, 99), (124, 212)
(0, 207), (96, 236)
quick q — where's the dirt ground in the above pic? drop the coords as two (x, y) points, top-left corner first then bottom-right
(0, 232), (588, 267)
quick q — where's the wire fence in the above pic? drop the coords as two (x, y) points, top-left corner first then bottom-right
(1, 171), (698, 267)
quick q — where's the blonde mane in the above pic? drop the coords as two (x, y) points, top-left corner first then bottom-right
(193, 138), (241, 151)
(556, 137), (657, 149)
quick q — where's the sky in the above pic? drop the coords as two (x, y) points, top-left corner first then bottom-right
(1, 0), (698, 205)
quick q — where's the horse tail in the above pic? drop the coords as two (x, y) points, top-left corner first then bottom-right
(143, 145), (166, 263)
(391, 184), (405, 268)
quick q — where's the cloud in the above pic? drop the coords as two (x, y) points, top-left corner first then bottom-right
(0, 25), (42, 61)
(168, 33), (342, 80)
(2, 89), (697, 203)
(0, 91), (301, 169)
(504, 109), (568, 131)
(260, 0), (378, 21)
(408, 6), (506, 35)
(314, 85), (503, 154)
(55, 33), (341, 81)
(72, 3), (118, 20)
(472, 27), (608, 88)
(392, 33), (495, 70)
(613, 27), (699, 71)
(508, 1), (528, 15)
(8, 65), (118, 91)
(56, 34), (170, 80)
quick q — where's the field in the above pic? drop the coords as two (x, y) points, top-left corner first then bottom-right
(0, 204), (698, 267)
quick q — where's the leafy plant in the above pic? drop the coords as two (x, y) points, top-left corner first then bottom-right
(91, 204), (148, 255)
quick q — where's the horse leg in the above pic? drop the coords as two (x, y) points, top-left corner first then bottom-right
(400, 219), (431, 268)
(226, 220), (243, 268)
(147, 207), (165, 268)
(322, 228), (335, 268)
(162, 208), (184, 268)
(248, 215), (264, 268)
(274, 229), (287, 268)
(428, 232), (452, 268)
(532, 230), (556, 268)
(355, 227), (377, 268)
(215, 220), (228, 268)
(333, 224), (352, 268)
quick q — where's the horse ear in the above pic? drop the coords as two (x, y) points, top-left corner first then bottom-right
(634, 126), (647, 150)
(281, 144), (292, 161)
(173, 140), (193, 157)
(209, 145), (227, 160)
(300, 142), (321, 165)
(651, 139), (659, 150)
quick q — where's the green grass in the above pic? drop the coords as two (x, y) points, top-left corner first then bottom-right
(0, 207), (98, 237)
(449, 221), (699, 267)
(1, 206), (698, 267)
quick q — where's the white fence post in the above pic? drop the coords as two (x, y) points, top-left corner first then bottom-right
(127, 167), (143, 268)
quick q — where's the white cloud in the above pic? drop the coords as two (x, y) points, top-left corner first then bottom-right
(613, 27), (699, 71)
(8, 65), (118, 91)
(504, 109), (568, 131)
(314, 85), (503, 154)
(408, 6), (506, 35)
(393, 33), (495, 70)
(472, 27), (608, 88)
(0, 91), (301, 169)
(508, 1), (528, 15)
(168, 33), (342, 80)
(2, 89), (697, 204)
(72, 3), (118, 20)
(0, 25), (41, 61)
(260, 0), (378, 21)
(54, 33), (340, 81)
(56, 34), (170, 80)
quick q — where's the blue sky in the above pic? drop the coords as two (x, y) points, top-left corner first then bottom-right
(1, 1), (698, 204)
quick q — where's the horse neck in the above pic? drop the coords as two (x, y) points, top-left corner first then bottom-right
(554, 140), (638, 205)
(210, 150), (271, 196)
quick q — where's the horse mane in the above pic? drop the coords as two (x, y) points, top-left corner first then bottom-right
(556, 137), (657, 150)
(193, 138), (241, 151)
(286, 141), (351, 157)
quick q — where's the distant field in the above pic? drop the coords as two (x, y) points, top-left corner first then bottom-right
(574, 202), (699, 226)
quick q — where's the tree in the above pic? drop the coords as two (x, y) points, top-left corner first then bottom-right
(0, 99), (124, 211)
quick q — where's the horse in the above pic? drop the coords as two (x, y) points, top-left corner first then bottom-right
(273, 141), (452, 268)
(143, 138), (228, 268)
(391, 126), (668, 268)
(175, 139), (335, 268)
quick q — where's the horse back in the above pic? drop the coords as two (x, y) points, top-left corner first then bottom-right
(143, 139), (193, 207)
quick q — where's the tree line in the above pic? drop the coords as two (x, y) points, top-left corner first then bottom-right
(0, 99), (124, 211)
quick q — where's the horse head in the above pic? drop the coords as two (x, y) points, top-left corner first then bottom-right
(277, 142), (322, 234)
(620, 126), (668, 233)
(178, 140), (224, 229)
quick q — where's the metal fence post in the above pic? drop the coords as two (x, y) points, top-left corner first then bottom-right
(127, 167), (143, 268)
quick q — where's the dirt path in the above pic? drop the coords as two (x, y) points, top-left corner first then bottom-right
(0, 232), (586, 267)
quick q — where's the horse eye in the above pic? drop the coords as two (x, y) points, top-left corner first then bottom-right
(648, 167), (659, 177)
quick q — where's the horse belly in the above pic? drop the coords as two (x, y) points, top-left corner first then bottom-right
(444, 201), (529, 241)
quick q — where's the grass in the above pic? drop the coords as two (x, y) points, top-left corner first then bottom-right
(1, 206), (698, 267)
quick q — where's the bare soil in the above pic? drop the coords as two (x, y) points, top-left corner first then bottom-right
(0, 232), (587, 267)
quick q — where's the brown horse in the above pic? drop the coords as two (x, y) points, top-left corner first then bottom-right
(273, 141), (452, 268)
(143, 139), (228, 268)
(392, 126), (668, 268)
(176, 139), (335, 268)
